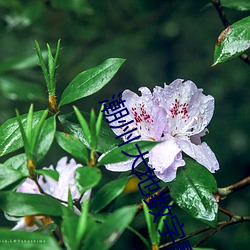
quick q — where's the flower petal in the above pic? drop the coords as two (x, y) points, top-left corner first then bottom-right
(16, 178), (40, 194)
(148, 137), (185, 182)
(179, 139), (219, 173)
(154, 79), (214, 136)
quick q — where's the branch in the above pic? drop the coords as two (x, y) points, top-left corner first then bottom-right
(211, 0), (250, 66)
(193, 215), (250, 247)
(159, 215), (250, 249)
(218, 176), (250, 199)
(136, 186), (169, 215)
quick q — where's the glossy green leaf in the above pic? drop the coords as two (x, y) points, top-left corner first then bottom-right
(168, 159), (218, 227)
(75, 167), (102, 194)
(59, 112), (121, 153)
(59, 58), (125, 106)
(0, 76), (45, 102)
(91, 175), (132, 213)
(0, 164), (27, 190)
(221, 0), (250, 11)
(213, 16), (250, 65)
(36, 116), (56, 162)
(0, 111), (44, 157)
(56, 131), (89, 165)
(4, 154), (28, 175)
(83, 205), (136, 250)
(0, 228), (60, 250)
(36, 169), (59, 181)
(0, 192), (65, 216)
(97, 140), (159, 166)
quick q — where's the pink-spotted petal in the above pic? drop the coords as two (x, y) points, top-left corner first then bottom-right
(154, 79), (214, 136)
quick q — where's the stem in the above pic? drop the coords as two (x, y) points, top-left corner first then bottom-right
(218, 176), (250, 199)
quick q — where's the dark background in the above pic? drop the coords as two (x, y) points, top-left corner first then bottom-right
(0, 0), (249, 249)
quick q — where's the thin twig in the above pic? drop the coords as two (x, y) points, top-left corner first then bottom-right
(193, 216), (250, 247)
(218, 206), (235, 218)
(159, 216), (250, 249)
(211, 0), (250, 66)
(218, 176), (250, 199)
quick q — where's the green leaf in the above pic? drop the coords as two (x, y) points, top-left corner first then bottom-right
(0, 164), (27, 190)
(75, 167), (102, 194)
(142, 200), (157, 245)
(59, 112), (122, 153)
(4, 154), (28, 175)
(213, 16), (250, 65)
(89, 108), (97, 150)
(97, 140), (159, 166)
(91, 175), (132, 213)
(221, 0), (250, 11)
(96, 104), (104, 140)
(73, 106), (91, 146)
(156, 200), (174, 245)
(0, 76), (46, 102)
(83, 205), (136, 250)
(62, 215), (80, 250)
(59, 58), (125, 106)
(0, 192), (65, 216)
(0, 111), (44, 157)
(168, 159), (218, 227)
(0, 228), (60, 250)
(30, 110), (49, 158)
(56, 131), (89, 165)
(36, 116), (56, 162)
(62, 201), (89, 250)
(36, 169), (59, 181)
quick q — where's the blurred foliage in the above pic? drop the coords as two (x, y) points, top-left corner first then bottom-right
(0, 0), (249, 249)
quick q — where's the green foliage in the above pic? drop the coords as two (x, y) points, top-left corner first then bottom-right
(0, 2), (249, 248)
(221, 0), (250, 11)
(0, 164), (27, 190)
(97, 140), (159, 166)
(0, 228), (60, 250)
(75, 167), (102, 194)
(83, 205), (137, 250)
(0, 110), (44, 157)
(168, 159), (218, 227)
(56, 131), (89, 165)
(213, 16), (250, 65)
(0, 192), (66, 216)
(59, 58), (125, 107)
(91, 175), (132, 213)
(59, 112), (121, 153)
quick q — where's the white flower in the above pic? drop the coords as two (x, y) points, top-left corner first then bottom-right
(12, 157), (90, 231)
(103, 79), (219, 182)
